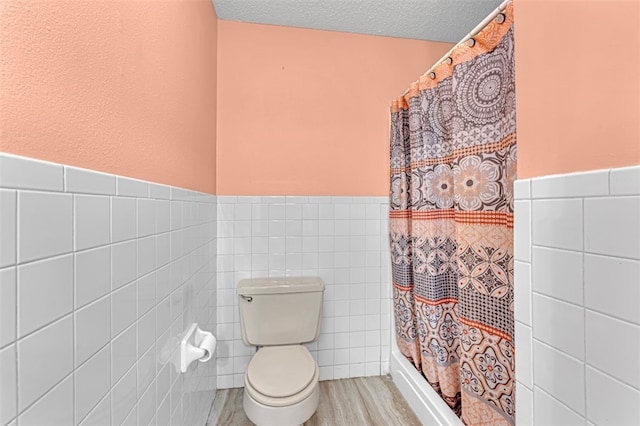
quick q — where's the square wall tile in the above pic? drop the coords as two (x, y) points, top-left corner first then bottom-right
(75, 345), (110, 423)
(18, 254), (73, 337)
(0, 344), (16, 425)
(111, 365), (137, 425)
(156, 200), (171, 233)
(137, 198), (156, 237)
(111, 324), (137, 384)
(75, 246), (111, 308)
(122, 406), (138, 426)
(137, 273), (156, 316)
(18, 375), (73, 426)
(532, 247), (583, 305)
(0, 267), (16, 347)
(515, 322), (532, 388)
(532, 198), (583, 251)
(137, 309), (156, 356)
(79, 394), (110, 426)
(137, 236), (156, 277)
(0, 189), (17, 268)
(111, 197), (137, 243)
(533, 340), (585, 415)
(156, 234), (170, 268)
(515, 382), (533, 425)
(18, 316), (73, 411)
(75, 295), (110, 367)
(584, 196), (640, 259)
(18, 191), (73, 263)
(111, 240), (137, 290)
(584, 254), (640, 324)
(585, 310), (640, 388)
(111, 282), (137, 336)
(532, 294), (584, 360)
(235, 204), (252, 221)
(156, 363), (171, 405)
(137, 381), (156, 426)
(514, 200), (531, 262)
(75, 195), (110, 251)
(170, 201), (183, 231)
(514, 261), (531, 326)
(586, 366), (640, 426)
(137, 346), (156, 396)
(533, 387), (585, 426)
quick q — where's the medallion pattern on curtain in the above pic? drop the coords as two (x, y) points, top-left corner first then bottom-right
(389, 3), (516, 424)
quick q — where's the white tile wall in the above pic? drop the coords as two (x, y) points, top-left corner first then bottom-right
(514, 165), (640, 425)
(2, 153), (396, 420)
(215, 195), (391, 388)
(0, 190), (16, 268)
(585, 366), (640, 426)
(0, 153), (217, 426)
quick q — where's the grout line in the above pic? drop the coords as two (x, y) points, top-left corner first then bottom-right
(585, 363), (640, 393)
(531, 290), (584, 310)
(71, 190), (77, 426)
(531, 243), (640, 262)
(532, 337), (583, 364)
(535, 385), (585, 421)
(13, 189), (20, 421)
(528, 197), (535, 425)
(583, 306), (640, 328)
(581, 195), (588, 421)
(16, 368), (75, 420)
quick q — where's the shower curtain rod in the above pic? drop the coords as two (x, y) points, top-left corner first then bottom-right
(401, 0), (511, 97)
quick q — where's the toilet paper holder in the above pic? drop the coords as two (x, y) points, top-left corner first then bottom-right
(178, 323), (216, 373)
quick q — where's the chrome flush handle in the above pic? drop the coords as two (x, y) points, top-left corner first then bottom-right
(240, 295), (253, 302)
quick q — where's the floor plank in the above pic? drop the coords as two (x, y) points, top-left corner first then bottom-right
(207, 376), (421, 426)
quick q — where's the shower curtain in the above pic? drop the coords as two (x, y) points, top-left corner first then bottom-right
(389, 3), (516, 425)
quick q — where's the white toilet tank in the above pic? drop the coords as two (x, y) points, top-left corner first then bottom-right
(237, 277), (324, 346)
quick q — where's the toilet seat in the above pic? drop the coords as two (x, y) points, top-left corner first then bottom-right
(245, 345), (319, 407)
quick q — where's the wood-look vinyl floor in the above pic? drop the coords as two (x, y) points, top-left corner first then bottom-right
(207, 376), (421, 426)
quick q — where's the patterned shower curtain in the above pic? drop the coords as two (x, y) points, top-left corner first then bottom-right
(389, 3), (516, 425)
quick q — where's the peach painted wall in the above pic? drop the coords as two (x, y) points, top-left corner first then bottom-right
(515, 0), (640, 179)
(0, 0), (218, 194)
(216, 21), (452, 195)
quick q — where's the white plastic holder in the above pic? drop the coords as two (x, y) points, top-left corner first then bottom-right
(178, 323), (216, 373)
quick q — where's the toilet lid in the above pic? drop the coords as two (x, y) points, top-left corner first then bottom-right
(247, 345), (316, 398)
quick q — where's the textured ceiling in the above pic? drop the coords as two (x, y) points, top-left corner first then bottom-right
(211, 0), (503, 43)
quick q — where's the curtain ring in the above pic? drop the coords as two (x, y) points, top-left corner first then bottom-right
(466, 38), (476, 47)
(428, 72), (436, 80)
(445, 57), (453, 65)
(495, 13), (506, 24)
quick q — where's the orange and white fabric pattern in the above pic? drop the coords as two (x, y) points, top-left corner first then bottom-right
(389, 2), (516, 424)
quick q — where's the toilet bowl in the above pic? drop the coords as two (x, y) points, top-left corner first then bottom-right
(243, 345), (319, 426)
(237, 277), (325, 426)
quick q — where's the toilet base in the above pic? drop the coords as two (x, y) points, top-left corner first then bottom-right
(243, 383), (319, 426)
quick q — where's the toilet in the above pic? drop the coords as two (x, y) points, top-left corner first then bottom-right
(237, 277), (325, 426)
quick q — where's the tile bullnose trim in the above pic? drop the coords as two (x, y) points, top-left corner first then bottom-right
(531, 169), (609, 199)
(0, 153), (217, 199)
(64, 166), (116, 196)
(610, 165), (640, 196)
(0, 153), (64, 192)
(516, 164), (640, 426)
(514, 179), (531, 200)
